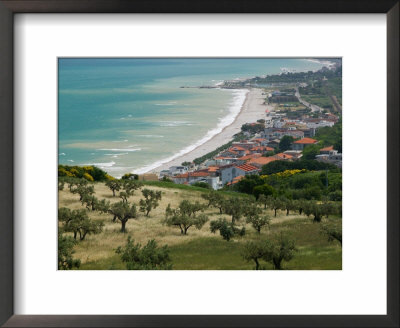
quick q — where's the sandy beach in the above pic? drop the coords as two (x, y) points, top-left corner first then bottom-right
(151, 88), (270, 173)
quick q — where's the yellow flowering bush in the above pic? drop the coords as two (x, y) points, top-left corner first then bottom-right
(83, 172), (94, 181)
(105, 174), (115, 181)
(70, 168), (79, 176)
(273, 169), (306, 178)
(58, 167), (74, 177)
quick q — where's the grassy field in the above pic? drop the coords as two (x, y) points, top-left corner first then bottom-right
(59, 182), (342, 270)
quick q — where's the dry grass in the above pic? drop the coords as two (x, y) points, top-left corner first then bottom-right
(59, 182), (307, 264)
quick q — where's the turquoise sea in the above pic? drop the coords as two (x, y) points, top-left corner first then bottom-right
(58, 58), (323, 177)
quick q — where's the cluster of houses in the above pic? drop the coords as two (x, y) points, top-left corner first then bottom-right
(158, 96), (342, 190)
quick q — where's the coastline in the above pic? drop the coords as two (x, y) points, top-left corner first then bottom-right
(147, 88), (270, 173)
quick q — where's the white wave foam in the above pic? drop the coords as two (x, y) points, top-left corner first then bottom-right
(305, 58), (335, 70)
(98, 148), (141, 152)
(83, 161), (116, 168)
(67, 159), (74, 162)
(159, 121), (194, 127)
(134, 88), (248, 174)
(155, 102), (177, 106)
(104, 153), (129, 156)
(59, 153), (66, 156)
(138, 135), (164, 138)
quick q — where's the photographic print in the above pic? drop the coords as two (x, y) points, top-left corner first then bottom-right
(58, 58), (342, 270)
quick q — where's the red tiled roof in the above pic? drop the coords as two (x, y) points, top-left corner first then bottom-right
(293, 137), (318, 144)
(227, 176), (245, 186)
(174, 173), (188, 178)
(238, 153), (262, 161)
(250, 146), (275, 152)
(235, 163), (260, 172)
(274, 153), (293, 160)
(222, 150), (238, 155)
(248, 157), (278, 166)
(174, 171), (210, 178)
(250, 146), (264, 151)
(229, 146), (246, 151)
(207, 166), (219, 172)
(189, 171), (210, 177)
(320, 145), (334, 151)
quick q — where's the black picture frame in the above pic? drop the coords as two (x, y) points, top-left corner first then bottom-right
(0, 1), (398, 327)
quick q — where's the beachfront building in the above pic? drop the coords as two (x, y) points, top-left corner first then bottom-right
(281, 130), (305, 139)
(159, 170), (171, 178)
(228, 146), (248, 157)
(172, 167), (223, 190)
(305, 119), (335, 129)
(300, 128), (316, 138)
(220, 163), (260, 186)
(168, 166), (188, 176)
(251, 138), (268, 146)
(269, 91), (297, 103)
(231, 141), (258, 150)
(316, 153), (342, 168)
(319, 145), (338, 155)
(291, 137), (318, 151)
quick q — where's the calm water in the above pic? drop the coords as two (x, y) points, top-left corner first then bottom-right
(58, 58), (323, 177)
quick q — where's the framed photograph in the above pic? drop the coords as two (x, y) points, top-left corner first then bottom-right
(0, 1), (398, 327)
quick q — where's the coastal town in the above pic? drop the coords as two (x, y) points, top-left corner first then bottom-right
(157, 80), (342, 190)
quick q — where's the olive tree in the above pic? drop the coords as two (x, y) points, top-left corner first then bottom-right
(164, 200), (208, 235)
(201, 191), (225, 214)
(263, 233), (296, 269)
(257, 194), (268, 209)
(81, 194), (98, 211)
(303, 201), (333, 222)
(321, 221), (342, 246)
(122, 179), (143, 195)
(246, 214), (270, 234)
(58, 207), (104, 241)
(266, 196), (283, 217)
(109, 201), (138, 233)
(58, 179), (65, 191)
(222, 197), (249, 223)
(242, 233), (296, 270)
(116, 236), (172, 270)
(139, 189), (162, 216)
(210, 218), (245, 241)
(72, 183), (95, 201)
(281, 198), (296, 216)
(242, 241), (267, 270)
(118, 180), (143, 203)
(105, 179), (121, 197)
(64, 177), (81, 192)
(58, 232), (80, 270)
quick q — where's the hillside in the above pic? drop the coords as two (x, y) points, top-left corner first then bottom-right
(58, 181), (342, 270)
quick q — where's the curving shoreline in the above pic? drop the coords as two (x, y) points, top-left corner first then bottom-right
(149, 88), (270, 173)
